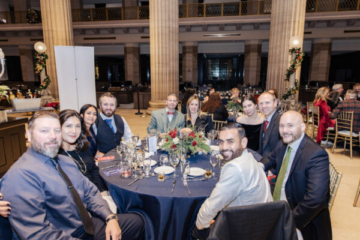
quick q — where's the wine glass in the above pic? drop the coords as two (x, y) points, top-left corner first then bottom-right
(180, 160), (190, 180)
(132, 134), (140, 147)
(169, 153), (179, 178)
(136, 151), (144, 173)
(116, 145), (121, 158)
(159, 154), (168, 166)
(210, 152), (219, 177)
(207, 132), (214, 143)
(131, 156), (139, 178)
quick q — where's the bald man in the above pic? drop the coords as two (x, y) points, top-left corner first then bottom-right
(261, 111), (332, 240)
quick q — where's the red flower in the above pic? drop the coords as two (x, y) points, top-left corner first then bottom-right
(192, 141), (197, 147)
(165, 138), (168, 142)
(199, 135), (202, 138)
(171, 144), (177, 149)
(188, 138), (191, 141)
(292, 70), (295, 72)
(189, 132), (196, 138)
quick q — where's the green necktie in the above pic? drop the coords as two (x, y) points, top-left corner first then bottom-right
(273, 146), (292, 201)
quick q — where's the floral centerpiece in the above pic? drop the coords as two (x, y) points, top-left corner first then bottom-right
(160, 127), (210, 156)
(0, 85), (10, 103)
(227, 99), (242, 112)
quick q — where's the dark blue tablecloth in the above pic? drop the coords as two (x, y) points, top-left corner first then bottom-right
(99, 150), (218, 240)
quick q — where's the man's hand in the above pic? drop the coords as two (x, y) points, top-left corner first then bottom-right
(105, 219), (122, 240)
(0, 193), (11, 217)
(210, 220), (215, 225)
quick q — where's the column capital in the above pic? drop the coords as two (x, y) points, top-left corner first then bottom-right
(124, 43), (139, 48)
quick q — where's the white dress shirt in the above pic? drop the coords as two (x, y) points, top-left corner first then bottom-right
(196, 150), (273, 230)
(92, 112), (133, 141)
(166, 108), (175, 122)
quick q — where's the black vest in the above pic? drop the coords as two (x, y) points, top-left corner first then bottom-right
(96, 114), (124, 153)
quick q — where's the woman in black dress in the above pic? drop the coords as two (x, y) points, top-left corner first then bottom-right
(201, 92), (228, 121)
(184, 95), (213, 134)
(58, 109), (117, 213)
(236, 95), (264, 151)
(79, 104), (98, 157)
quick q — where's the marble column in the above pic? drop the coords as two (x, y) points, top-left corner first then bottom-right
(40, 0), (74, 101)
(309, 38), (332, 82)
(13, 0), (31, 23)
(182, 42), (198, 84)
(124, 43), (140, 85)
(147, 0), (179, 115)
(266, 0), (306, 98)
(244, 40), (261, 86)
(19, 45), (36, 82)
(122, 0), (138, 20)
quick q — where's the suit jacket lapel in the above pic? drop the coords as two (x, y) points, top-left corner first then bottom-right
(161, 109), (169, 132)
(289, 135), (307, 176)
(264, 111), (278, 146)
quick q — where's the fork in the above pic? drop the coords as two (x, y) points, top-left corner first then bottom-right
(183, 179), (191, 196)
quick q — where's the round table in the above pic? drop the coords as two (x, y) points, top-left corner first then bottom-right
(99, 150), (219, 240)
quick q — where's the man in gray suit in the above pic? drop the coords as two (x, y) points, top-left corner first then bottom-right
(147, 93), (185, 134)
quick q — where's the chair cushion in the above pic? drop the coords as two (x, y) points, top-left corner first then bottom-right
(338, 130), (359, 137)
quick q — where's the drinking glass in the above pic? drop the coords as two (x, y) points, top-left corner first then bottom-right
(143, 160), (151, 178)
(205, 168), (212, 179)
(132, 134), (140, 147)
(136, 151), (145, 172)
(158, 172), (165, 182)
(131, 156), (139, 178)
(180, 161), (190, 180)
(207, 132), (214, 142)
(210, 152), (218, 177)
(169, 153), (179, 178)
(159, 154), (168, 166)
(210, 130), (218, 140)
(116, 145), (121, 158)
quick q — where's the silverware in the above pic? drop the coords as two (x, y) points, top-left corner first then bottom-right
(128, 174), (142, 186)
(183, 180), (191, 196)
(100, 165), (117, 170)
(171, 179), (177, 194)
(186, 178), (208, 182)
(134, 174), (145, 191)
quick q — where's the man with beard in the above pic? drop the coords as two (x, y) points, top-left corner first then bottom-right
(192, 123), (272, 240)
(0, 111), (144, 240)
(261, 111), (332, 240)
(94, 92), (133, 155)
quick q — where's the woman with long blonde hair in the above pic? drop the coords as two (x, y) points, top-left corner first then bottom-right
(313, 87), (335, 144)
(185, 95), (213, 134)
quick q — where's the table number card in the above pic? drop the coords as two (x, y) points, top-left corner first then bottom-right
(148, 136), (157, 153)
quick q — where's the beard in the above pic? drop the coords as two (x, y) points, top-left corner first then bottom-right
(281, 131), (302, 144)
(31, 139), (61, 158)
(220, 148), (244, 162)
(101, 108), (116, 117)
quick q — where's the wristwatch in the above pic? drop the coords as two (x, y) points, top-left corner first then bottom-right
(106, 214), (118, 224)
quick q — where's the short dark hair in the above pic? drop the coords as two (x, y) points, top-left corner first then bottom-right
(220, 122), (246, 140)
(99, 92), (117, 107)
(241, 95), (257, 106)
(28, 111), (59, 131)
(59, 109), (89, 152)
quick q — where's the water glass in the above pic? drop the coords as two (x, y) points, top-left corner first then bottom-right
(143, 160), (151, 178)
(159, 154), (168, 166)
(116, 145), (121, 158)
(210, 152), (219, 177)
(169, 153), (179, 178)
(132, 134), (140, 146)
(180, 161), (190, 179)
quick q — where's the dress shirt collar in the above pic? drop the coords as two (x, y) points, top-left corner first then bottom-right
(288, 132), (305, 152)
(27, 147), (56, 165)
(100, 112), (114, 121)
(165, 108), (176, 114)
(265, 109), (276, 123)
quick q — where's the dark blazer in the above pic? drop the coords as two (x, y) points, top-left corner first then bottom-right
(208, 105), (228, 121)
(258, 110), (282, 157)
(185, 115), (213, 134)
(261, 135), (332, 240)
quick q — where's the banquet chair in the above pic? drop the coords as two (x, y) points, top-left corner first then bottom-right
(207, 201), (297, 240)
(325, 123), (335, 147)
(306, 102), (314, 134)
(332, 111), (359, 159)
(354, 178), (360, 207)
(329, 161), (342, 212)
(311, 106), (320, 140)
(210, 114), (227, 131)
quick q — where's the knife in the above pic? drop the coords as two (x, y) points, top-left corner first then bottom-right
(171, 179), (177, 194)
(183, 179), (191, 196)
(128, 174), (142, 186)
(134, 174), (145, 191)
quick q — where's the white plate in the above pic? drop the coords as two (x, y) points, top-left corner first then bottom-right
(153, 166), (174, 175)
(189, 167), (206, 177)
(142, 160), (157, 167)
(145, 152), (154, 159)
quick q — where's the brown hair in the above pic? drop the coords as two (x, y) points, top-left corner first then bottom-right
(268, 89), (278, 99)
(99, 92), (117, 107)
(313, 87), (330, 104)
(202, 92), (222, 113)
(241, 95), (257, 107)
(186, 95), (201, 120)
(59, 109), (89, 152)
(28, 111), (59, 132)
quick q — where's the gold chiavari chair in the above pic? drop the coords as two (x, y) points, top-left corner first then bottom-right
(311, 106), (320, 140)
(210, 113), (227, 131)
(354, 178), (360, 207)
(329, 161), (342, 212)
(306, 102), (314, 134)
(332, 111), (359, 159)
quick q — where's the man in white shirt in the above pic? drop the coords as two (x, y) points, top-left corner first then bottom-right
(147, 93), (185, 134)
(332, 83), (344, 102)
(192, 123), (273, 240)
(94, 92), (133, 156)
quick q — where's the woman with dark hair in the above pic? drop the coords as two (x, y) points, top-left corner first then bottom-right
(236, 95), (264, 151)
(184, 95), (213, 134)
(181, 88), (196, 114)
(201, 92), (228, 121)
(58, 109), (117, 213)
(327, 91), (339, 110)
(79, 104), (98, 157)
(203, 88), (215, 104)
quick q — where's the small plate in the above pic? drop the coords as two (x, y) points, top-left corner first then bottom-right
(154, 166), (174, 175)
(142, 160), (157, 167)
(189, 167), (206, 177)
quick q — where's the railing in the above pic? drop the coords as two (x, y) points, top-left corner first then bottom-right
(0, 0), (359, 24)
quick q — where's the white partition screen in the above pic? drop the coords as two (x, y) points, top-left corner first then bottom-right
(54, 46), (96, 111)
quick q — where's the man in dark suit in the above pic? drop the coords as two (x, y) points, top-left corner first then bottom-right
(258, 92), (282, 157)
(261, 111), (332, 240)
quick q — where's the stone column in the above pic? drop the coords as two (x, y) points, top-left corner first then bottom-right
(244, 40), (261, 86)
(40, 0), (74, 101)
(182, 42), (198, 84)
(266, 0), (306, 98)
(122, 0), (138, 20)
(147, 0), (179, 114)
(124, 43), (140, 85)
(309, 38), (332, 82)
(19, 45), (36, 82)
(13, 0), (31, 23)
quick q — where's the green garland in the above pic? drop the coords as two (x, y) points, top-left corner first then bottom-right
(34, 52), (51, 91)
(285, 48), (304, 81)
(282, 81), (299, 100)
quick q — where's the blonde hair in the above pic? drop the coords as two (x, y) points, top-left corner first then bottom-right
(313, 87), (330, 103)
(186, 95), (201, 120)
(231, 88), (239, 93)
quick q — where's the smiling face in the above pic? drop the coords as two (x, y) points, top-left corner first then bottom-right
(188, 99), (199, 114)
(242, 100), (257, 117)
(279, 111), (305, 145)
(61, 116), (81, 145)
(27, 117), (62, 158)
(81, 106), (97, 127)
(100, 96), (116, 117)
(258, 93), (278, 119)
(166, 95), (178, 112)
(219, 129), (247, 162)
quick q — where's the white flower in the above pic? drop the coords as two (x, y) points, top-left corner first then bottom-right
(173, 137), (179, 144)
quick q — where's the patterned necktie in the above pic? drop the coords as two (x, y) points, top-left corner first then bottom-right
(105, 119), (115, 133)
(263, 120), (269, 132)
(273, 146), (292, 201)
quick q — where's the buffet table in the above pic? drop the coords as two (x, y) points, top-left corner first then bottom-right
(99, 150), (218, 240)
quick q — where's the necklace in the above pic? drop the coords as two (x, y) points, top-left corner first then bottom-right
(63, 149), (87, 174)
